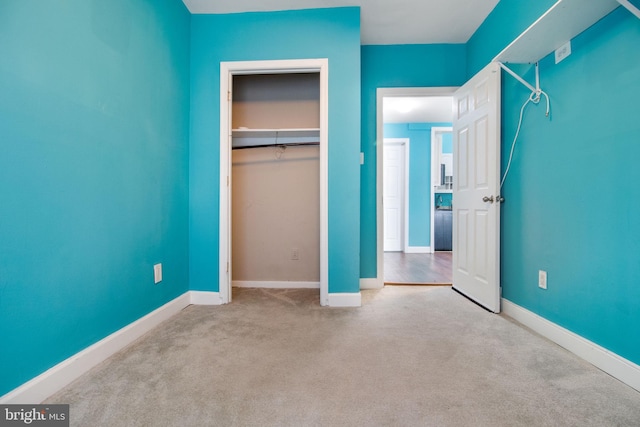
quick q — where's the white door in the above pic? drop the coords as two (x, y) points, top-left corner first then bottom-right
(383, 141), (406, 252)
(452, 62), (501, 313)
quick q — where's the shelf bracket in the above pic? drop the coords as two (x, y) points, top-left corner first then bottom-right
(498, 62), (540, 98)
(498, 62), (550, 117)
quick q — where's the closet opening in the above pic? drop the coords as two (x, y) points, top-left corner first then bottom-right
(219, 59), (329, 305)
(231, 72), (320, 291)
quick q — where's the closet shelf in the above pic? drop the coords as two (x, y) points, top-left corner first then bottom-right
(232, 128), (320, 137)
(232, 128), (320, 149)
(494, 0), (621, 64)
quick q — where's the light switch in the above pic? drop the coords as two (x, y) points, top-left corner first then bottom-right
(154, 263), (162, 284)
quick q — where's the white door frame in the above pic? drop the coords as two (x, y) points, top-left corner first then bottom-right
(220, 59), (329, 305)
(430, 126), (453, 253)
(375, 87), (457, 288)
(383, 138), (410, 253)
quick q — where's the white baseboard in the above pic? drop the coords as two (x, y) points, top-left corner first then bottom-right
(405, 246), (431, 254)
(360, 278), (383, 289)
(327, 292), (361, 307)
(189, 290), (223, 305)
(0, 293), (191, 404)
(502, 298), (640, 392)
(232, 281), (320, 289)
(1, 286), (363, 404)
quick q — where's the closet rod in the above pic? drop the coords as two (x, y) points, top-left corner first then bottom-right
(232, 141), (320, 150)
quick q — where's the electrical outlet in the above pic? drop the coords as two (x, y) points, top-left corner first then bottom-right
(555, 41), (571, 64)
(154, 263), (162, 284)
(291, 248), (299, 261)
(538, 270), (547, 290)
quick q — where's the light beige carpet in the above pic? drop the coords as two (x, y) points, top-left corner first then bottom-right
(46, 286), (640, 426)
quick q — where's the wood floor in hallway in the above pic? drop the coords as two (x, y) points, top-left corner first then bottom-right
(384, 251), (452, 285)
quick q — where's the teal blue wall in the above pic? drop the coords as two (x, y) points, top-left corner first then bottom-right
(469, 2), (640, 365)
(435, 193), (452, 208)
(0, 0), (191, 396)
(442, 133), (453, 154)
(6, 0), (636, 398)
(360, 44), (466, 277)
(383, 123), (451, 247)
(190, 8), (361, 294)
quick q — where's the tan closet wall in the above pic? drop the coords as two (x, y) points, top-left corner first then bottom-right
(231, 73), (320, 283)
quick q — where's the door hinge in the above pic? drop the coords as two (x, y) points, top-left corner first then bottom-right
(227, 176), (229, 187)
(228, 91), (231, 101)
(226, 262), (229, 273)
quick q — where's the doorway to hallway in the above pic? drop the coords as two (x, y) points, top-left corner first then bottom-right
(379, 89), (455, 286)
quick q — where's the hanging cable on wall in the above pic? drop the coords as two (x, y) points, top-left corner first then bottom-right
(498, 62), (551, 194)
(500, 89), (550, 190)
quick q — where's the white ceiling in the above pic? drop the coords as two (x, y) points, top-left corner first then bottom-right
(181, 0), (500, 44)
(383, 96), (453, 124)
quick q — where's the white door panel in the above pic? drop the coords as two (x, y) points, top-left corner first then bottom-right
(385, 208), (400, 239)
(456, 209), (469, 273)
(475, 117), (489, 188)
(384, 141), (406, 252)
(457, 127), (469, 190)
(452, 62), (501, 313)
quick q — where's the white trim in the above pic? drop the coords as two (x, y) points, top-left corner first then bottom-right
(430, 128), (438, 254)
(430, 126), (453, 254)
(318, 60), (329, 307)
(360, 278), (383, 289)
(405, 246), (431, 254)
(220, 63), (232, 304)
(189, 291), (223, 305)
(0, 293), (191, 404)
(493, 0), (621, 64)
(502, 298), (640, 392)
(618, 0), (640, 19)
(376, 88), (458, 286)
(327, 292), (362, 307)
(232, 281), (320, 289)
(220, 59), (329, 306)
(383, 138), (409, 253)
(403, 141), (410, 254)
(0, 284), (362, 404)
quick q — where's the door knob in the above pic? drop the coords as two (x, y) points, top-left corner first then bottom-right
(482, 195), (494, 203)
